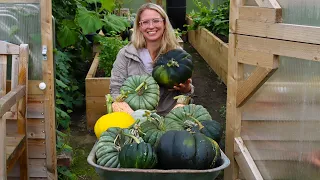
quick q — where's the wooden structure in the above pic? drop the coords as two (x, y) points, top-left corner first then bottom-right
(186, 16), (228, 84)
(0, 0), (57, 179)
(86, 53), (110, 130)
(0, 41), (29, 179)
(226, 0), (320, 179)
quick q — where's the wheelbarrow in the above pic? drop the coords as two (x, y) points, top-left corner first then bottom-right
(87, 142), (230, 180)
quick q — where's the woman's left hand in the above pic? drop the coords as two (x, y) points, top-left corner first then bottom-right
(173, 78), (192, 93)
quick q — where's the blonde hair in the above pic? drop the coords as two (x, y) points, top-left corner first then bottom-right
(131, 3), (180, 56)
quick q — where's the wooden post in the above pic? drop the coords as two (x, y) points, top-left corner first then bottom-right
(0, 115), (7, 180)
(225, 0), (245, 180)
(0, 55), (7, 98)
(18, 44), (29, 179)
(40, 0), (57, 179)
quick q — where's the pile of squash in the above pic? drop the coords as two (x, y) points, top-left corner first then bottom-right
(94, 49), (223, 170)
(93, 77), (223, 170)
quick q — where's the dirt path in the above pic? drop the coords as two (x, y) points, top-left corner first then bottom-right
(68, 42), (227, 179)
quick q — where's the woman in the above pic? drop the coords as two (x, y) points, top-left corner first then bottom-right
(110, 3), (194, 116)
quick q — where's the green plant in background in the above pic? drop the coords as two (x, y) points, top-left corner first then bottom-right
(96, 35), (129, 77)
(187, 0), (230, 38)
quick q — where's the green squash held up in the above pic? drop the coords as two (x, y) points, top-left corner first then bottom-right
(152, 48), (194, 88)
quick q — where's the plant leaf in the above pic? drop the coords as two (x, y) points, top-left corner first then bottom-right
(76, 7), (103, 34)
(57, 20), (79, 48)
(100, 0), (115, 12)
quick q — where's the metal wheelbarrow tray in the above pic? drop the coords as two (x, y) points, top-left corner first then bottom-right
(87, 142), (230, 180)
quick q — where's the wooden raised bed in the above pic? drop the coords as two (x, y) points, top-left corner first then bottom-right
(186, 16), (229, 84)
(85, 53), (110, 130)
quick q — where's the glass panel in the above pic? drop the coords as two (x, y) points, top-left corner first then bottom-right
(241, 1), (320, 179)
(0, 3), (42, 80)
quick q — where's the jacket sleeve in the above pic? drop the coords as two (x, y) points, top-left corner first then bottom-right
(109, 48), (128, 99)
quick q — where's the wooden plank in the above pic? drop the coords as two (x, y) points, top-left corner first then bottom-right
(6, 135), (26, 172)
(236, 20), (320, 45)
(0, 55), (7, 98)
(236, 35), (320, 61)
(241, 120), (320, 141)
(28, 139), (46, 158)
(234, 137), (263, 180)
(27, 119), (45, 139)
(236, 66), (278, 107)
(0, 41), (19, 55)
(41, 0), (57, 178)
(86, 53), (99, 78)
(8, 159), (47, 178)
(239, 6), (282, 23)
(236, 49), (279, 69)
(28, 80), (44, 95)
(29, 159), (47, 178)
(0, 86), (26, 117)
(244, 140), (320, 161)
(225, 32), (244, 180)
(27, 101), (44, 119)
(85, 78), (110, 97)
(0, 114), (7, 179)
(86, 96), (107, 130)
(10, 55), (19, 113)
(0, 0), (40, 3)
(254, 0), (281, 9)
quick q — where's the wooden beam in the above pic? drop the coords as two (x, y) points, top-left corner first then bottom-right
(10, 55), (19, 113)
(41, 0), (57, 178)
(86, 53), (99, 79)
(236, 66), (278, 107)
(229, 0), (246, 33)
(254, 0), (281, 9)
(235, 137), (263, 180)
(0, 113), (9, 179)
(0, 55), (7, 98)
(225, 33), (244, 180)
(236, 49), (279, 69)
(0, 86), (26, 117)
(236, 35), (320, 62)
(0, 41), (20, 55)
(236, 20), (320, 45)
(239, 6), (282, 23)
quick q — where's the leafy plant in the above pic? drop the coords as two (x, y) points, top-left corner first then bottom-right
(187, 0), (230, 39)
(55, 50), (84, 129)
(97, 35), (129, 77)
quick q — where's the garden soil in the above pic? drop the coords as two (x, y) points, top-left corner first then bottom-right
(68, 42), (227, 179)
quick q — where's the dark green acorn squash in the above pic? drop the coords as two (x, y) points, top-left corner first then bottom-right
(119, 135), (157, 169)
(140, 112), (183, 147)
(152, 48), (193, 88)
(120, 75), (160, 111)
(189, 120), (223, 144)
(95, 127), (136, 168)
(156, 130), (221, 170)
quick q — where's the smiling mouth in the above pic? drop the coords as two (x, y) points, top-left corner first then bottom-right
(147, 31), (157, 35)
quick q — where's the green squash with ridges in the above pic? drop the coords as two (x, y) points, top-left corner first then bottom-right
(120, 75), (160, 111)
(95, 127), (136, 168)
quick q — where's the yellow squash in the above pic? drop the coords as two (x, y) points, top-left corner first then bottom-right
(94, 112), (135, 139)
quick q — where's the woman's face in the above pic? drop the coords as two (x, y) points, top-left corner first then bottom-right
(138, 9), (165, 43)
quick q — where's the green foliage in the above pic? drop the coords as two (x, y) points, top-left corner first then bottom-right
(55, 50), (84, 129)
(97, 35), (129, 77)
(187, 0), (230, 38)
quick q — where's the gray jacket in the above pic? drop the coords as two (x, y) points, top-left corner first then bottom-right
(110, 43), (194, 116)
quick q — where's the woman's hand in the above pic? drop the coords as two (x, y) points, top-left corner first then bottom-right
(173, 78), (192, 93)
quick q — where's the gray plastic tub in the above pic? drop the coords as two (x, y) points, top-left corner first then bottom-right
(87, 143), (230, 180)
